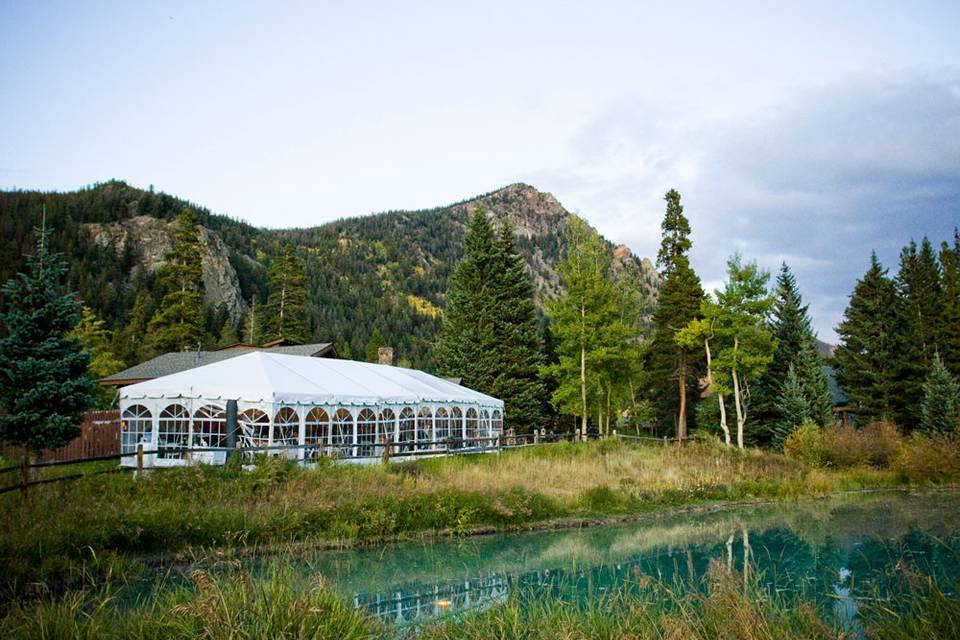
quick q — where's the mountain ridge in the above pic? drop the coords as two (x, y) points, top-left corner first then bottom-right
(0, 180), (659, 369)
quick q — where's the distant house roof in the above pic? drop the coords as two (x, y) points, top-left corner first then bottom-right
(101, 342), (337, 387)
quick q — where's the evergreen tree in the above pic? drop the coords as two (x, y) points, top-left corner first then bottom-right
(939, 233), (960, 377)
(919, 354), (960, 434)
(540, 216), (626, 435)
(262, 245), (309, 343)
(437, 210), (549, 433)
(772, 365), (811, 451)
(834, 254), (905, 423)
(365, 327), (387, 362)
(114, 291), (152, 365)
(646, 189), (704, 438)
(752, 264), (833, 443)
(0, 225), (94, 457)
(896, 238), (944, 423)
(69, 306), (126, 408)
(435, 210), (501, 399)
(147, 209), (205, 352)
(487, 217), (549, 432)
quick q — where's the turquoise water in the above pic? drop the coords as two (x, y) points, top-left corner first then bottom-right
(166, 491), (960, 629)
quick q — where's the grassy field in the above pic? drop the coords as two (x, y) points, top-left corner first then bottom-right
(2, 557), (958, 639)
(2, 437), (959, 601)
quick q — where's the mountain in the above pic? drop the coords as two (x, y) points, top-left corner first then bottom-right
(0, 181), (659, 369)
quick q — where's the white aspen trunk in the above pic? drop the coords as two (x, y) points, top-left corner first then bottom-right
(580, 301), (588, 438)
(731, 337), (746, 449)
(677, 353), (687, 441)
(718, 392), (731, 446)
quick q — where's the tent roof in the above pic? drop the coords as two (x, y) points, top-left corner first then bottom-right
(119, 351), (503, 408)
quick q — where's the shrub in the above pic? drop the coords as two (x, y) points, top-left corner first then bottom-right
(783, 421), (825, 467)
(893, 433), (960, 483)
(787, 421), (904, 469)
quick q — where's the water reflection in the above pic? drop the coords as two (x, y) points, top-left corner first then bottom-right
(291, 492), (960, 626)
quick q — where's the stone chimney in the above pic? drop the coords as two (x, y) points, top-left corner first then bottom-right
(378, 347), (394, 366)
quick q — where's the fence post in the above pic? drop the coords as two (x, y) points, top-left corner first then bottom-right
(19, 457), (28, 498)
(136, 442), (144, 477)
(225, 400), (238, 461)
(382, 434), (392, 465)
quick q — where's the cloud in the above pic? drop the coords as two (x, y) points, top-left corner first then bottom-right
(540, 69), (960, 342)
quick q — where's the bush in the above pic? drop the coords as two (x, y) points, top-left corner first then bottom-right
(821, 421), (903, 468)
(784, 421), (824, 467)
(893, 433), (960, 483)
(786, 421), (903, 469)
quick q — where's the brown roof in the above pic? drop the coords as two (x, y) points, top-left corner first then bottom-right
(100, 342), (337, 387)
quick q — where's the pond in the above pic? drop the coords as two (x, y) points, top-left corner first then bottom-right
(166, 491), (960, 631)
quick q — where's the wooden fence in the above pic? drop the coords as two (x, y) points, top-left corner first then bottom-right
(0, 410), (120, 463)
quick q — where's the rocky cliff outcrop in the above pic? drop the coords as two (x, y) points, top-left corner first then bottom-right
(454, 183), (660, 304)
(84, 216), (248, 320)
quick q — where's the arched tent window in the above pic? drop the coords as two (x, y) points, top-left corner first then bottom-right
(121, 404), (152, 454)
(305, 407), (329, 460)
(357, 408), (377, 457)
(158, 404), (190, 459)
(273, 407), (299, 450)
(332, 408), (353, 457)
(398, 407), (416, 452)
(416, 407), (433, 450)
(465, 408), (478, 448)
(491, 410), (503, 440)
(193, 405), (226, 448)
(480, 409), (490, 443)
(239, 408), (270, 453)
(379, 408), (396, 447)
(450, 407), (463, 448)
(435, 407), (449, 447)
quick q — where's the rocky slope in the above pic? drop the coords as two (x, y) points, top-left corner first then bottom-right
(85, 215), (248, 320)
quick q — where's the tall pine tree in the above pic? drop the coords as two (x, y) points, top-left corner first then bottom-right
(0, 225), (94, 458)
(436, 210), (500, 390)
(752, 264), (833, 443)
(834, 254), (905, 423)
(896, 238), (944, 424)
(645, 189), (704, 438)
(939, 233), (960, 377)
(437, 210), (548, 432)
(262, 245), (309, 343)
(147, 209), (205, 353)
(487, 216), (549, 432)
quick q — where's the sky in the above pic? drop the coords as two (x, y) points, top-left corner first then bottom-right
(2, 1), (959, 342)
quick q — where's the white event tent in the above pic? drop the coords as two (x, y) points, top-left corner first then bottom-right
(117, 351), (504, 467)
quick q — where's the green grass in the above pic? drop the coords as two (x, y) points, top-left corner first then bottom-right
(2, 438), (959, 599)
(2, 559), (957, 640)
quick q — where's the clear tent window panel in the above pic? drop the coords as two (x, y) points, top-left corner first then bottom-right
(378, 408), (396, 447)
(451, 407), (463, 449)
(480, 409), (490, 441)
(331, 408), (353, 457)
(398, 407), (416, 452)
(435, 407), (449, 446)
(192, 405), (226, 448)
(491, 410), (503, 439)
(416, 407), (433, 450)
(273, 407), (299, 448)
(357, 408), (377, 457)
(239, 408), (270, 452)
(305, 407), (329, 460)
(158, 404), (190, 459)
(121, 404), (152, 454)
(465, 408), (478, 448)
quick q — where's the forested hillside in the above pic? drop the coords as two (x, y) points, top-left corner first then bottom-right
(0, 181), (658, 370)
